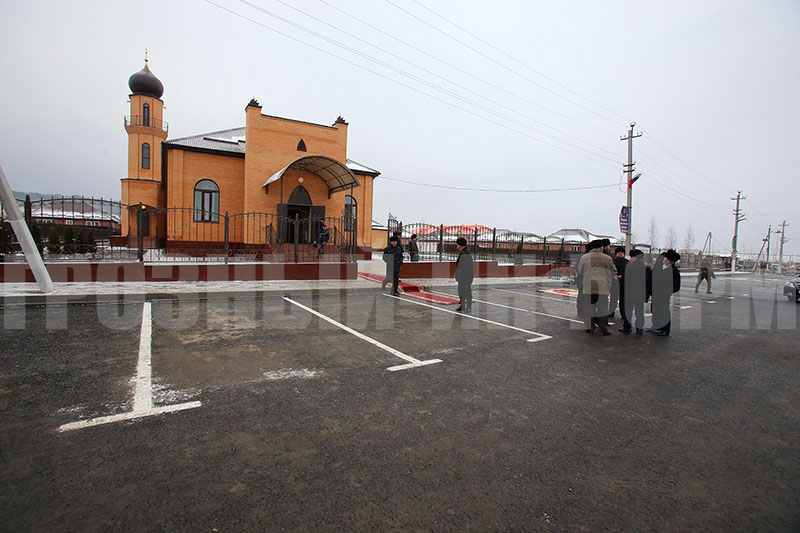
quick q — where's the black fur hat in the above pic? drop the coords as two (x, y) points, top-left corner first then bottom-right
(665, 249), (681, 262)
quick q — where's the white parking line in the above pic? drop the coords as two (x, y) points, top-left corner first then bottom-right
(283, 297), (441, 372)
(58, 302), (201, 432)
(427, 289), (582, 324)
(384, 294), (552, 343)
(489, 287), (574, 304)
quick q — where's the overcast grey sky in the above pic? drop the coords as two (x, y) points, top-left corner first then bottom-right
(1, 0), (798, 255)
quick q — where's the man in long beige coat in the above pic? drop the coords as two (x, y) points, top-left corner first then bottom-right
(576, 239), (618, 335)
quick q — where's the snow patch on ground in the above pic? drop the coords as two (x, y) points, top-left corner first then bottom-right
(262, 369), (322, 381)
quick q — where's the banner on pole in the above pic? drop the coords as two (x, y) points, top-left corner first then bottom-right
(619, 206), (630, 232)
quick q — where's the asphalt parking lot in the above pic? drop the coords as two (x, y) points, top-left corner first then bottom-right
(1, 274), (798, 531)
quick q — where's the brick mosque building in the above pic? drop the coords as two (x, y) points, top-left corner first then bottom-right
(121, 57), (380, 255)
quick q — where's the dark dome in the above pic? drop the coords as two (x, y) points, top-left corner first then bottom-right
(128, 62), (164, 98)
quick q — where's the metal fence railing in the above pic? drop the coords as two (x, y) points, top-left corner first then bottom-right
(1, 195), (356, 263)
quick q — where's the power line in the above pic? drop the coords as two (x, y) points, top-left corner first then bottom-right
(384, 0), (627, 127)
(379, 176), (619, 193)
(639, 128), (731, 190)
(317, 0), (620, 136)
(201, 0), (620, 169)
(225, 0), (621, 166)
(407, 0), (632, 124)
(269, 0), (621, 160)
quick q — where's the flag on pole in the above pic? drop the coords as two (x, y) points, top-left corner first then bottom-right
(628, 172), (642, 189)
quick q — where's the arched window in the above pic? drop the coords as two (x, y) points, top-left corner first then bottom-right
(141, 143), (150, 169)
(193, 180), (220, 222)
(288, 185), (312, 205)
(344, 195), (356, 231)
(143, 103), (150, 127)
(296, 139), (307, 152)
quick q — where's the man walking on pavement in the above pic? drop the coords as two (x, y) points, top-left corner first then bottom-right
(576, 238), (617, 335)
(621, 249), (651, 335)
(382, 236), (404, 295)
(695, 253), (715, 294)
(455, 237), (474, 313)
(650, 249), (681, 336)
(609, 246), (628, 320)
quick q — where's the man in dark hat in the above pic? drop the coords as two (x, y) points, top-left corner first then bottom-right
(649, 249), (681, 336)
(608, 245), (628, 320)
(408, 233), (420, 262)
(382, 236), (404, 295)
(622, 249), (651, 334)
(576, 238), (617, 335)
(455, 237), (474, 312)
(574, 241), (593, 318)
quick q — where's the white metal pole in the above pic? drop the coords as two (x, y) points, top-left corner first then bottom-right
(0, 164), (54, 292)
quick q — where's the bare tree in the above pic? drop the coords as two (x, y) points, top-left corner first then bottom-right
(648, 217), (659, 250)
(683, 223), (695, 253)
(665, 226), (677, 250)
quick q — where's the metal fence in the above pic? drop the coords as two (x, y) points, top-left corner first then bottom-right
(388, 220), (576, 265)
(1, 196), (357, 263)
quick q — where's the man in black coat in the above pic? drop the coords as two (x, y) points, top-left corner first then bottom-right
(382, 236), (404, 295)
(455, 237), (474, 312)
(609, 246), (628, 320)
(622, 249), (652, 334)
(574, 242), (594, 318)
(650, 249), (681, 336)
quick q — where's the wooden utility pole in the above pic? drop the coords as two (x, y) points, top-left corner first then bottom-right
(620, 123), (642, 255)
(775, 221), (788, 274)
(730, 191), (746, 272)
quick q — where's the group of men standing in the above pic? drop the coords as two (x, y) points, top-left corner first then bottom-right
(575, 239), (681, 337)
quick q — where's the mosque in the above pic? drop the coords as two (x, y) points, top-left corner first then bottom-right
(121, 57), (380, 255)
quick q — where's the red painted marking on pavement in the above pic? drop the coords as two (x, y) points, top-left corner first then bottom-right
(537, 288), (578, 298)
(358, 272), (460, 304)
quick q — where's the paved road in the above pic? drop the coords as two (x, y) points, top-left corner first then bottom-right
(1, 274), (798, 530)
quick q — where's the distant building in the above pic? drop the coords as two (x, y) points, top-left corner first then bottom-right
(546, 228), (622, 252)
(28, 197), (120, 232)
(122, 56), (380, 252)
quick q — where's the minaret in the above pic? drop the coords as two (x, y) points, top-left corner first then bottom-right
(122, 52), (167, 237)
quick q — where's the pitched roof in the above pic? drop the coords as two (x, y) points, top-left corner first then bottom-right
(163, 128), (379, 176)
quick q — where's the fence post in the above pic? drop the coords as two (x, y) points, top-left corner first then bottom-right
(293, 213), (299, 263)
(473, 227), (479, 259)
(137, 203), (144, 262)
(24, 195), (32, 225)
(538, 236), (543, 265)
(438, 224), (444, 262)
(224, 211), (229, 264)
(492, 228), (497, 261)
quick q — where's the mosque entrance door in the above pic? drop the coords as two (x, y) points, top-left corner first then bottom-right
(281, 185), (324, 245)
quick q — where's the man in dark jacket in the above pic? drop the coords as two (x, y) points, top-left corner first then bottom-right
(407, 234), (420, 262)
(455, 237), (474, 312)
(382, 236), (404, 295)
(575, 242), (592, 318)
(621, 249), (652, 334)
(650, 249), (681, 336)
(609, 246), (628, 320)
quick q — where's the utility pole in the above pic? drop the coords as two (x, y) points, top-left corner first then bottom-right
(621, 123), (642, 255)
(775, 221), (788, 274)
(766, 225), (771, 268)
(730, 191), (746, 272)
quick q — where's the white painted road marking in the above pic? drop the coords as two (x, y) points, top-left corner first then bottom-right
(58, 302), (201, 432)
(384, 294), (552, 343)
(490, 287), (574, 304)
(428, 289), (582, 324)
(283, 297), (442, 372)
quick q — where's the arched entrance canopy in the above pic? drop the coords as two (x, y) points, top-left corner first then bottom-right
(263, 156), (360, 194)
